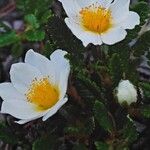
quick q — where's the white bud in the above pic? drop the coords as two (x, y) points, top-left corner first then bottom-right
(116, 80), (137, 105)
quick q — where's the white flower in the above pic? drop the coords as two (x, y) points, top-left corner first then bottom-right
(116, 80), (137, 105)
(59, 0), (140, 47)
(0, 49), (70, 124)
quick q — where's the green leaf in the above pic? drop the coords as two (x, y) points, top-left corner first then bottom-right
(139, 82), (150, 99)
(109, 53), (123, 87)
(47, 16), (84, 53)
(16, 0), (52, 20)
(32, 135), (57, 150)
(95, 141), (109, 150)
(0, 123), (17, 144)
(64, 126), (80, 135)
(39, 11), (53, 24)
(25, 29), (45, 41)
(94, 101), (113, 132)
(72, 143), (88, 150)
(11, 42), (23, 57)
(132, 1), (150, 25)
(140, 82), (150, 91)
(141, 105), (150, 118)
(122, 119), (138, 144)
(25, 14), (40, 29)
(0, 31), (19, 47)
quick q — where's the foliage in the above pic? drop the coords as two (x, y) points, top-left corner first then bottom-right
(141, 105), (150, 118)
(0, 0), (53, 56)
(0, 123), (18, 144)
(122, 120), (138, 144)
(0, 31), (19, 47)
(32, 135), (57, 150)
(95, 141), (109, 150)
(94, 101), (113, 132)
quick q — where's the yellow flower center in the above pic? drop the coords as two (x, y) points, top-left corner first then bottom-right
(80, 5), (112, 34)
(26, 77), (59, 111)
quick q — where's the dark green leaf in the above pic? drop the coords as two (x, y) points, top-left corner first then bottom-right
(72, 143), (88, 150)
(32, 135), (57, 150)
(25, 30), (45, 41)
(64, 126), (80, 135)
(132, 1), (150, 25)
(47, 16), (84, 53)
(25, 14), (40, 29)
(95, 141), (109, 150)
(141, 105), (150, 118)
(109, 53), (123, 87)
(40, 11), (53, 24)
(122, 119), (138, 144)
(94, 101), (113, 132)
(11, 42), (23, 57)
(140, 82), (150, 99)
(0, 123), (17, 144)
(0, 31), (19, 47)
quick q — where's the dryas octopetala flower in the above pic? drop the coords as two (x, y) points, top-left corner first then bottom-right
(59, 0), (140, 47)
(116, 80), (137, 105)
(0, 49), (70, 124)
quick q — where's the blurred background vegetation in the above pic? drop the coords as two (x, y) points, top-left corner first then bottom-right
(0, 0), (150, 149)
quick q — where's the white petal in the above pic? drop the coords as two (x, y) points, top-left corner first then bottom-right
(77, 0), (113, 8)
(25, 49), (56, 84)
(16, 97), (68, 124)
(58, 0), (80, 18)
(120, 11), (140, 29)
(99, 0), (113, 8)
(15, 114), (44, 124)
(1, 99), (45, 120)
(50, 49), (70, 85)
(101, 27), (127, 45)
(59, 69), (70, 100)
(65, 18), (102, 46)
(25, 49), (51, 75)
(0, 83), (25, 101)
(60, 0), (113, 14)
(15, 119), (33, 124)
(42, 97), (68, 121)
(110, 0), (130, 24)
(10, 63), (42, 94)
(50, 49), (69, 70)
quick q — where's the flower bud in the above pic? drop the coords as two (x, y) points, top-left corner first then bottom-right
(116, 80), (137, 105)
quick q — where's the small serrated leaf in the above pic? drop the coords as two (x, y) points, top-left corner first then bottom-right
(109, 53), (123, 87)
(25, 14), (40, 29)
(72, 143), (88, 150)
(139, 82), (150, 99)
(95, 141), (109, 150)
(122, 119), (138, 144)
(94, 101), (113, 132)
(11, 42), (23, 57)
(0, 123), (18, 144)
(0, 31), (19, 47)
(141, 105), (150, 118)
(132, 1), (150, 25)
(40, 11), (53, 24)
(25, 29), (45, 41)
(32, 135), (57, 150)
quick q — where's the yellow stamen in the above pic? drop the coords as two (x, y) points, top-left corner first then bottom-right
(80, 5), (112, 34)
(26, 77), (59, 111)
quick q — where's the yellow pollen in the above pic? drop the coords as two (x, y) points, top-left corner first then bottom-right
(80, 5), (112, 34)
(26, 77), (59, 111)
